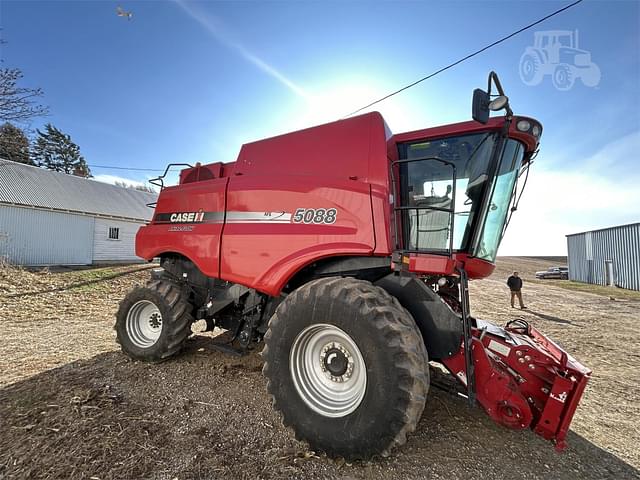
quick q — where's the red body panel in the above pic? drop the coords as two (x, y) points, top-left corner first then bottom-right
(220, 175), (378, 296)
(234, 112), (391, 187)
(397, 252), (496, 278)
(370, 183), (393, 255)
(137, 112), (540, 290)
(136, 178), (228, 277)
(390, 115), (540, 155)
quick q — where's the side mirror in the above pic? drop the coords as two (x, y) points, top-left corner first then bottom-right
(472, 88), (490, 124)
(472, 72), (513, 123)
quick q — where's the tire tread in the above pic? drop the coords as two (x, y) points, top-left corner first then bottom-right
(262, 277), (429, 459)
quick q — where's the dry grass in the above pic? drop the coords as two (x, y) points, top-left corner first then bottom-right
(528, 279), (640, 301)
(0, 259), (638, 479)
(0, 263), (154, 386)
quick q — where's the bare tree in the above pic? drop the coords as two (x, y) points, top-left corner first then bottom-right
(114, 180), (156, 193)
(0, 68), (49, 123)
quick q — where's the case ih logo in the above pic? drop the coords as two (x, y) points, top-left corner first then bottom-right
(151, 211), (206, 224)
(170, 211), (205, 223)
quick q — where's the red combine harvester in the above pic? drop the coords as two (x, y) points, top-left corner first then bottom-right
(116, 72), (590, 459)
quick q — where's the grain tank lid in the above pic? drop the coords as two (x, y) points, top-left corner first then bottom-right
(232, 112), (390, 182)
(178, 162), (236, 184)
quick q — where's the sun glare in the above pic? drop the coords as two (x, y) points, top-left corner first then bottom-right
(298, 80), (428, 134)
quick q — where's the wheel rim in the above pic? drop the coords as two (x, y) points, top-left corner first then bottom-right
(290, 324), (367, 418)
(126, 300), (163, 348)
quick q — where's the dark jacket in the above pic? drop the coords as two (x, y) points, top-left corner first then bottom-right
(507, 275), (523, 291)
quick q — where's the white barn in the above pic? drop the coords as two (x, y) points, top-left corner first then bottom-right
(0, 159), (157, 266)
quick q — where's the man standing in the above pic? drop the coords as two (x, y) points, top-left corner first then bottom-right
(507, 271), (527, 309)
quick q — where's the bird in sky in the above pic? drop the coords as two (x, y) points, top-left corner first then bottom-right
(116, 6), (133, 21)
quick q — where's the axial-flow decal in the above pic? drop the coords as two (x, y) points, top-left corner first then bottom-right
(155, 210), (337, 225)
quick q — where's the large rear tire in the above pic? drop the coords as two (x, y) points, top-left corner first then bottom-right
(115, 279), (193, 362)
(262, 277), (429, 459)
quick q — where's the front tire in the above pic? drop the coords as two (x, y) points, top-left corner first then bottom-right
(115, 279), (194, 362)
(262, 277), (429, 459)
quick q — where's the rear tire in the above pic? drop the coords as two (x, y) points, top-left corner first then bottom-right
(115, 279), (194, 362)
(262, 277), (429, 460)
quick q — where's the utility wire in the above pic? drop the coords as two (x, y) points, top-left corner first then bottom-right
(88, 164), (164, 172)
(345, 0), (584, 117)
(3, 1), (583, 171)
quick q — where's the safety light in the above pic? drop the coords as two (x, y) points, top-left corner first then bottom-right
(516, 120), (531, 132)
(488, 95), (509, 111)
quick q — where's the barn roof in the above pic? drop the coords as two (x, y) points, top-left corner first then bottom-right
(0, 159), (157, 222)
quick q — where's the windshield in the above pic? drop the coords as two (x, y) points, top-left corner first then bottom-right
(474, 139), (525, 262)
(397, 132), (499, 252)
(396, 134), (526, 261)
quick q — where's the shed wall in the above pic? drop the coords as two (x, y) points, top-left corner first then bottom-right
(92, 218), (144, 262)
(0, 205), (94, 265)
(567, 223), (640, 291)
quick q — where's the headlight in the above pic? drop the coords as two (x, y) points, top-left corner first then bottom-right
(516, 120), (531, 132)
(532, 125), (541, 137)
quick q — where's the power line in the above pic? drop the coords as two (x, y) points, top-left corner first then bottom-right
(88, 164), (164, 172)
(345, 0), (584, 117)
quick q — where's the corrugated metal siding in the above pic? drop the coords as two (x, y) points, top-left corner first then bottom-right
(93, 218), (144, 262)
(0, 205), (94, 265)
(567, 223), (640, 291)
(0, 158), (156, 221)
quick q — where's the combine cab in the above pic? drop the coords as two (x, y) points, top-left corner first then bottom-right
(116, 72), (590, 459)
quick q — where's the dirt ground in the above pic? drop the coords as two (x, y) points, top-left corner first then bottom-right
(1, 259), (638, 479)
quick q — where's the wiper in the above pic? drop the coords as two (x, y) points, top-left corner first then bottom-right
(501, 150), (535, 237)
(463, 132), (494, 205)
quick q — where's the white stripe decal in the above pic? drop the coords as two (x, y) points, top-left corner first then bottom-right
(225, 211), (292, 223)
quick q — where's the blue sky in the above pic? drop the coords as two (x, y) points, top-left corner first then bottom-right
(2, 0), (639, 255)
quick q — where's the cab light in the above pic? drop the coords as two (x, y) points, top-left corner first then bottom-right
(517, 120), (531, 132)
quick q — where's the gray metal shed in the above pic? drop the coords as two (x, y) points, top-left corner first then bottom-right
(566, 223), (640, 291)
(0, 159), (157, 266)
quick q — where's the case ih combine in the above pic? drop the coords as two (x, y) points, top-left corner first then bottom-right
(116, 73), (590, 459)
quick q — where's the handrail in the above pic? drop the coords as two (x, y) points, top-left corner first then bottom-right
(148, 163), (194, 190)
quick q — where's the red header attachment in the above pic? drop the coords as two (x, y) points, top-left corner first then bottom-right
(442, 318), (591, 452)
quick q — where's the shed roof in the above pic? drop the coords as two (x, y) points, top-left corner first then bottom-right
(0, 159), (156, 221)
(566, 222), (640, 237)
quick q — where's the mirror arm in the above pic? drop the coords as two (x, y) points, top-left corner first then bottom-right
(488, 71), (513, 118)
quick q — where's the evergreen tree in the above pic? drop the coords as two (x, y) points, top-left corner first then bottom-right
(0, 122), (31, 164)
(32, 123), (91, 177)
